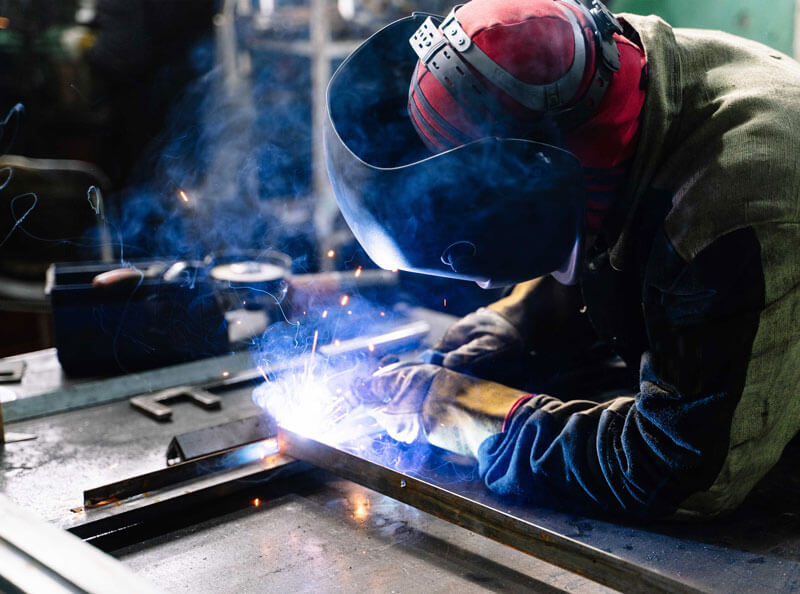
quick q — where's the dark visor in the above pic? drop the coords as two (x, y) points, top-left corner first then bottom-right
(324, 14), (586, 285)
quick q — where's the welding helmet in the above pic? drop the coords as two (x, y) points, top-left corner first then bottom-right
(325, 1), (623, 285)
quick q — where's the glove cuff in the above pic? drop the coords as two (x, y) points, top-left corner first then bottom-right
(501, 394), (536, 433)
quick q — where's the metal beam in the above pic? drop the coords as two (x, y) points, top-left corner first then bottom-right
(277, 428), (705, 594)
(84, 438), (281, 508)
(70, 448), (307, 548)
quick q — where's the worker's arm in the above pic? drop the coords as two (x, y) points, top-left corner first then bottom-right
(478, 228), (771, 517)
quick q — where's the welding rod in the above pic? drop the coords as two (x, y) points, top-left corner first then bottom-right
(207, 319), (431, 391)
(288, 269), (398, 293)
(317, 320), (430, 358)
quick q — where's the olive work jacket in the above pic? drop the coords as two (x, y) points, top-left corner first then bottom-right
(476, 14), (800, 519)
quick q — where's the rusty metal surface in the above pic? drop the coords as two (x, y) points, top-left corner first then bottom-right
(0, 383), (266, 525)
(0, 310), (448, 525)
(7, 373), (798, 592)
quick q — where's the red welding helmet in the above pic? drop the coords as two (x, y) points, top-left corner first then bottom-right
(325, 1), (623, 285)
(409, 0), (622, 151)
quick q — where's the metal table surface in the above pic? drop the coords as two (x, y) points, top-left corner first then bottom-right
(0, 399), (612, 593)
(2, 310), (800, 592)
(115, 471), (610, 593)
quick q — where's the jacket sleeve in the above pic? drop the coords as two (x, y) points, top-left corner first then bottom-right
(477, 228), (767, 518)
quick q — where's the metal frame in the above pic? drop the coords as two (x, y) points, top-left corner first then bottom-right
(277, 428), (704, 594)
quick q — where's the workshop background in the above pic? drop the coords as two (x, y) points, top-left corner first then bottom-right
(2, 2), (800, 593)
(1, 0), (798, 358)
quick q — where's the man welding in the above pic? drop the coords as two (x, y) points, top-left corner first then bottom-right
(325, 0), (800, 519)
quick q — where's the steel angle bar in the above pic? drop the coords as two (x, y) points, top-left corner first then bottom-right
(166, 414), (278, 464)
(71, 449), (308, 545)
(277, 428), (704, 594)
(84, 438), (280, 508)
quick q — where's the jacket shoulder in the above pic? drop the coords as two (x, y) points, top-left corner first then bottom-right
(623, 14), (800, 263)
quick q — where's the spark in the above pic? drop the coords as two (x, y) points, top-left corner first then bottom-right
(321, 309), (328, 319)
(443, 298), (447, 307)
(355, 266), (362, 278)
(347, 310), (352, 315)
(253, 498), (261, 507)
(327, 249), (335, 258)
(178, 189), (189, 203)
(368, 344), (375, 352)
(334, 339), (341, 346)
(340, 295), (349, 306)
(222, 371), (230, 378)
(0, 17), (8, 29)
(380, 312), (385, 317)
(311, 329), (319, 357)
(391, 269), (399, 273)
(258, 365), (271, 383)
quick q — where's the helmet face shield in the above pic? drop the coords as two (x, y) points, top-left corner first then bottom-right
(325, 14), (586, 285)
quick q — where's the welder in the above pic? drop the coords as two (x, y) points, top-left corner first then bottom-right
(325, 0), (800, 519)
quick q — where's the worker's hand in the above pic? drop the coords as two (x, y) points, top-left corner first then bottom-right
(357, 362), (527, 457)
(355, 362), (434, 444)
(433, 308), (532, 387)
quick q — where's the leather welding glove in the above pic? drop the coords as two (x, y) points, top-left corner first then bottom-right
(434, 276), (595, 389)
(360, 362), (527, 458)
(433, 307), (532, 387)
